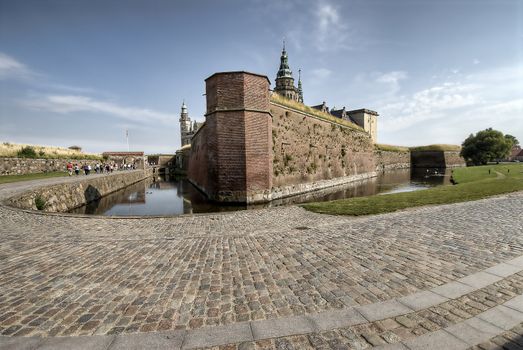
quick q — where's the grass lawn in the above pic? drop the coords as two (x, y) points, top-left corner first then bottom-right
(302, 163), (523, 216)
(0, 171), (68, 184)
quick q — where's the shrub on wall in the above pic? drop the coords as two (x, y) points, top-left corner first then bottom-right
(34, 195), (46, 210)
(17, 146), (38, 158)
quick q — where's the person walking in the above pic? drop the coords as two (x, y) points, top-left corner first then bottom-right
(66, 162), (73, 176)
(74, 163), (80, 176)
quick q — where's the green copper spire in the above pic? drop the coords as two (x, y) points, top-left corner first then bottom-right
(297, 69), (303, 103)
(277, 39), (293, 78)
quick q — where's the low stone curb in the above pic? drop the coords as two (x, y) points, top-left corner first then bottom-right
(3, 255), (523, 350)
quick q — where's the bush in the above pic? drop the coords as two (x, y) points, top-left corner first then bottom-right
(35, 195), (46, 210)
(17, 146), (38, 158)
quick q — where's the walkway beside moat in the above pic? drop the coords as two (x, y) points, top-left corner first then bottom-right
(0, 174), (522, 349)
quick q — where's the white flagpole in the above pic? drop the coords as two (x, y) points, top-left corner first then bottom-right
(126, 129), (130, 152)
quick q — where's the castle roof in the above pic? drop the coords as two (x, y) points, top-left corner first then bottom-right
(102, 152), (144, 156)
(347, 108), (379, 116)
(205, 71), (270, 83)
(311, 102), (329, 113)
(276, 42), (293, 79)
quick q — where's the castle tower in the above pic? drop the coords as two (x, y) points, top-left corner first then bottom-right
(179, 101), (192, 146)
(297, 69), (304, 103)
(274, 41), (299, 101)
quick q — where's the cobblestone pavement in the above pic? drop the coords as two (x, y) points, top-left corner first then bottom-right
(199, 271), (523, 349)
(0, 177), (523, 341)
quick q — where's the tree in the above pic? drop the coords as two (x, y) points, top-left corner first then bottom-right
(505, 134), (519, 147)
(460, 128), (513, 165)
(68, 145), (82, 152)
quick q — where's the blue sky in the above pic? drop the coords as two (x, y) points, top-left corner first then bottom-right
(0, 0), (522, 153)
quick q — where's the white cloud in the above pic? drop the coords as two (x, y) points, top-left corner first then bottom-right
(473, 59), (480, 65)
(0, 52), (35, 80)
(315, 2), (350, 52)
(377, 64), (523, 145)
(376, 71), (408, 85)
(276, 1), (353, 54)
(311, 68), (332, 80)
(379, 82), (480, 133)
(23, 95), (174, 125)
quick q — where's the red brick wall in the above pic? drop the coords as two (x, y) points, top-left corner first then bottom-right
(187, 124), (209, 193)
(188, 72), (272, 202)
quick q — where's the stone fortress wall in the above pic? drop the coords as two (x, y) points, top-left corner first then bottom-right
(411, 150), (466, 168)
(186, 71), (466, 204)
(5, 169), (152, 212)
(270, 103), (377, 199)
(374, 150), (411, 172)
(187, 71), (379, 203)
(0, 157), (101, 176)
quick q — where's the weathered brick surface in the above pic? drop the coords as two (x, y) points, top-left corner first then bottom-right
(270, 104), (375, 188)
(188, 72), (271, 203)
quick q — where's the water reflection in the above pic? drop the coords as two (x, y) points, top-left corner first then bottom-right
(70, 168), (452, 216)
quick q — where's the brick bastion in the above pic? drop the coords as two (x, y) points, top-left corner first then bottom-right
(4, 169), (152, 212)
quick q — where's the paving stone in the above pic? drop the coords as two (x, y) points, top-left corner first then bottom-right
(251, 316), (316, 340)
(477, 305), (523, 331)
(355, 300), (413, 322)
(503, 295), (523, 314)
(109, 330), (185, 349)
(445, 317), (504, 345)
(37, 335), (114, 350)
(402, 329), (469, 350)
(431, 281), (476, 299)
(0, 177), (523, 340)
(458, 272), (504, 289)
(0, 336), (43, 350)
(506, 256), (523, 268)
(182, 322), (252, 349)
(397, 290), (448, 311)
(485, 264), (522, 278)
(308, 308), (367, 331)
(372, 343), (409, 350)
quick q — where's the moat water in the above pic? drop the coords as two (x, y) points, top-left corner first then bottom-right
(70, 168), (452, 216)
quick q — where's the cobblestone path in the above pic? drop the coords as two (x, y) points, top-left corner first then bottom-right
(0, 177), (522, 349)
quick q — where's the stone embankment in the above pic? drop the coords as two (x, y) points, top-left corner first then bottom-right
(411, 150), (466, 168)
(374, 150), (411, 172)
(4, 169), (152, 212)
(0, 157), (101, 176)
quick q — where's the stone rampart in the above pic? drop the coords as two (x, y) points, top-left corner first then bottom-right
(0, 157), (100, 176)
(374, 150), (411, 172)
(411, 150), (466, 168)
(5, 170), (152, 212)
(270, 103), (376, 198)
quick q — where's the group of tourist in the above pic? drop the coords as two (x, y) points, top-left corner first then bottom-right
(65, 162), (137, 176)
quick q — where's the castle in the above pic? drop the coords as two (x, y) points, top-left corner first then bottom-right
(179, 44), (378, 147)
(179, 101), (202, 147)
(177, 46), (388, 203)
